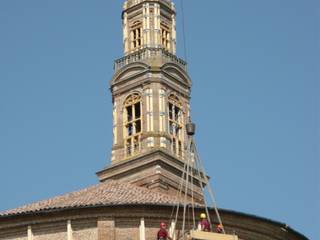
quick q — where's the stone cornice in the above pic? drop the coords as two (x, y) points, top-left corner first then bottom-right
(110, 62), (191, 99)
(97, 149), (185, 180)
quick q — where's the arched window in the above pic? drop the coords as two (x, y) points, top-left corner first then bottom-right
(161, 24), (170, 50)
(124, 93), (142, 157)
(130, 21), (142, 50)
(168, 94), (183, 157)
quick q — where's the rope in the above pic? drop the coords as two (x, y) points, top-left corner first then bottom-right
(190, 150), (196, 230)
(170, 136), (228, 239)
(194, 141), (226, 234)
(171, 151), (189, 239)
(170, 157), (188, 220)
(182, 137), (192, 237)
(193, 142), (213, 231)
(167, 0), (228, 236)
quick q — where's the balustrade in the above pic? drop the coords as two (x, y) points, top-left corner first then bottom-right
(114, 48), (187, 71)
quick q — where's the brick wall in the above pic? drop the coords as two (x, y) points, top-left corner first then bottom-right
(0, 206), (308, 240)
(73, 219), (97, 240)
(0, 226), (27, 240)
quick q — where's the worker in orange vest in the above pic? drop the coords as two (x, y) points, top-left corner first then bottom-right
(157, 222), (172, 240)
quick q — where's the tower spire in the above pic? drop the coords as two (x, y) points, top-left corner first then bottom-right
(122, 0), (176, 55)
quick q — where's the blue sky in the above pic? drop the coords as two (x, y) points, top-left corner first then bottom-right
(0, 0), (318, 239)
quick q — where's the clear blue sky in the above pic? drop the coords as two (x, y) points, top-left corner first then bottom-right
(0, 0), (318, 239)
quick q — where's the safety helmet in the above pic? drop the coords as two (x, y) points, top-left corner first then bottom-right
(160, 222), (166, 228)
(216, 224), (223, 233)
(200, 213), (206, 219)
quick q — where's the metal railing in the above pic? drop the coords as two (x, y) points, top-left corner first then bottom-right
(114, 48), (187, 71)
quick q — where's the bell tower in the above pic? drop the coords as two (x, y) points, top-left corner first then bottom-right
(97, 0), (203, 202)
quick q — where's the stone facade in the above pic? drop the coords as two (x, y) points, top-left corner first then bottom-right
(0, 206), (308, 240)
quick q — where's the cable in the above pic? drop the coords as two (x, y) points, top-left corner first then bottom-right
(194, 141), (226, 234)
(172, 152), (189, 240)
(193, 142), (213, 232)
(190, 149), (196, 230)
(182, 137), (192, 237)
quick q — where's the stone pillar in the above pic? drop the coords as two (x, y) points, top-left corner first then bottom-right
(146, 3), (151, 48)
(159, 88), (166, 133)
(67, 220), (73, 240)
(171, 14), (176, 54)
(123, 12), (129, 55)
(113, 101), (118, 145)
(154, 3), (161, 48)
(98, 218), (115, 240)
(27, 226), (33, 240)
(139, 218), (146, 240)
(145, 88), (154, 132)
(142, 4), (147, 48)
(169, 221), (176, 240)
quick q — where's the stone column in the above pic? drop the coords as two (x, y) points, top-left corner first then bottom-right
(142, 4), (147, 48)
(113, 101), (118, 145)
(67, 220), (73, 240)
(98, 218), (115, 240)
(27, 226), (33, 240)
(123, 12), (129, 54)
(146, 3), (151, 48)
(139, 218), (146, 240)
(169, 221), (176, 240)
(154, 4), (161, 48)
(145, 88), (154, 132)
(171, 13), (176, 54)
(159, 88), (166, 133)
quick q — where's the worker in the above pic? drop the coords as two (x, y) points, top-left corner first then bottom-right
(216, 224), (223, 234)
(198, 213), (211, 232)
(157, 222), (172, 240)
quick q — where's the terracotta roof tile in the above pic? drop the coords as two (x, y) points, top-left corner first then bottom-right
(0, 181), (181, 217)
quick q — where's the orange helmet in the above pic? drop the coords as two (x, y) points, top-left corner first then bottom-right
(216, 224), (223, 232)
(160, 222), (166, 228)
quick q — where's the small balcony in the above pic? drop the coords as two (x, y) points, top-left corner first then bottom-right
(114, 48), (187, 72)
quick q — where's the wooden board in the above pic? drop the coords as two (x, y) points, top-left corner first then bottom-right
(189, 230), (238, 240)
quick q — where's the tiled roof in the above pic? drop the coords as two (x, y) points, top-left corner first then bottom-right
(0, 181), (181, 217)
